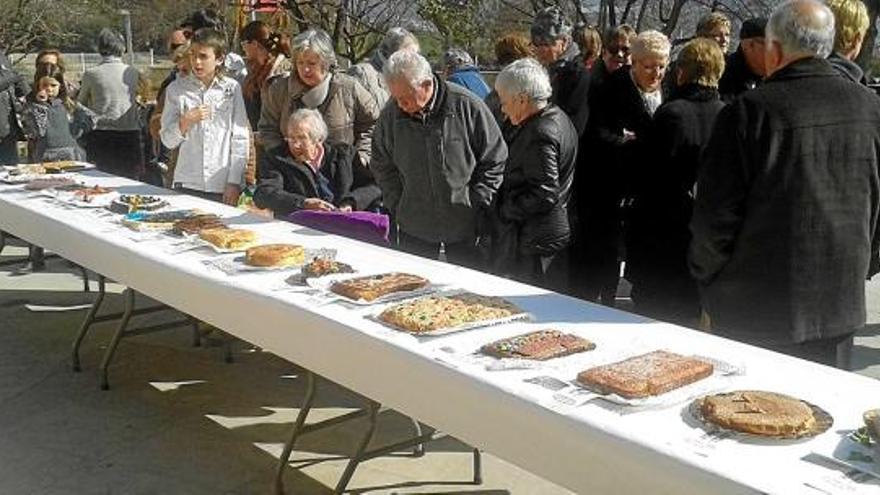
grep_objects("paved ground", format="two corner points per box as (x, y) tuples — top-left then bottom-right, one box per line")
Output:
(0, 240), (878, 494)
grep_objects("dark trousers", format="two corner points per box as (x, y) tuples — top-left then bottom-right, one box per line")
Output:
(85, 130), (144, 180)
(397, 230), (483, 270)
(762, 333), (854, 370)
(174, 186), (224, 204)
(0, 133), (18, 165)
(570, 215), (621, 306)
(629, 275), (701, 328)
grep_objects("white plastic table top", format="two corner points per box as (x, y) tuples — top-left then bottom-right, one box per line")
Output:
(1, 169), (879, 495)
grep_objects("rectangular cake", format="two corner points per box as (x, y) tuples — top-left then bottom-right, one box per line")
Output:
(378, 292), (525, 333)
(330, 273), (429, 302)
(576, 350), (713, 399)
(481, 330), (595, 360)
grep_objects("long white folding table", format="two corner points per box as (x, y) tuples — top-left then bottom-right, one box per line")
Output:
(1, 169), (879, 494)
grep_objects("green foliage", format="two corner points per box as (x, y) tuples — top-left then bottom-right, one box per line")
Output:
(418, 0), (484, 50)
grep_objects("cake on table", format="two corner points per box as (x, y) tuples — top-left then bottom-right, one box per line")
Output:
(121, 210), (199, 231)
(245, 244), (305, 267)
(199, 228), (258, 251)
(378, 292), (525, 333)
(330, 273), (429, 302)
(697, 390), (819, 437)
(576, 350), (713, 399)
(172, 214), (225, 235)
(301, 257), (354, 278)
(109, 194), (167, 214)
(72, 185), (114, 203)
(24, 177), (78, 190)
(481, 329), (595, 360)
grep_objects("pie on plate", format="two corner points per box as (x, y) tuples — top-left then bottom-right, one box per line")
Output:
(330, 273), (428, 302)
(199, 228), (258, 251)
(694, 390), (831, 438)
(481, 329), (595, 360)
(301, 257), (354, 278)
(245, 244), (305, 267)
(378, 292), (525, 334)
(576, 350), (713, 399)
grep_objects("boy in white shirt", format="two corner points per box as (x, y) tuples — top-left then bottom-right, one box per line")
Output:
(160, 28), (249, 204)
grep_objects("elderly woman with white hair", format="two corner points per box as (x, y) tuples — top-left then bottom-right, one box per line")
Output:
(254, 108), (381, 216)
(492, 58), (578, 287)
(258, 29), (379, 166)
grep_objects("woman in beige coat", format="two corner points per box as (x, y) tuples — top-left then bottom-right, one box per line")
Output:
(258, 29), (379, 167)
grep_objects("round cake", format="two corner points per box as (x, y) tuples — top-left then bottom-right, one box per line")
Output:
(245, 244), (305, 267)
(698, 390), (817, 437)
(109, 195), (167, 214)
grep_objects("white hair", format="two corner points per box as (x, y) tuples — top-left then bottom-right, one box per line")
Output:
(631, 30), (671, 60)
(287, 108), (328, 143)
(494, 58), (552, 106)
(767, 0), (835, 58)
(384, 49), (434, 87)
(292, 29), (337, 70)
(379, 28), (419, 58)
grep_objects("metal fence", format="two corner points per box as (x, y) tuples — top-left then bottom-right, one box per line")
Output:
(10, 51), (172, 82)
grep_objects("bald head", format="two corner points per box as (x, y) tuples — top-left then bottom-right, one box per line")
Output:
(767, 0), (835, 58)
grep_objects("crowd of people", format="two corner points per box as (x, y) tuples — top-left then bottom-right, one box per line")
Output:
(1, 0), (878, 371)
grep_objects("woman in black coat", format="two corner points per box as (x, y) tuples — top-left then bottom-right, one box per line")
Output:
(492, 58), (578, 289)
(254, 108), (380, 217)
(626, 38), (726, 326)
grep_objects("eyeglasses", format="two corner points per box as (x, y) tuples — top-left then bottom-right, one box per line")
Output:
(607, 45), (631, 56)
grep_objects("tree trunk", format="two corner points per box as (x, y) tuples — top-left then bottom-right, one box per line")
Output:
(660, 0), (689, 36)
(635, 0), (650, 30)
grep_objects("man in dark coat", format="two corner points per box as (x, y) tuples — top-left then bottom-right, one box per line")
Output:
(530, 7), (591, 138)
(372, 50), (507, 269)
(718, 18), (767, 102)
(254, 109), (380, 217)
(826, 0), (869, 84)
(0, 49), (28, 165)
(579, 30), (670, 306)
(626, 38), (726, 327)
(690, 0), (880, 369)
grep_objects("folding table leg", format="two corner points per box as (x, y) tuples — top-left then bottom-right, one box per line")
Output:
(334, 401), (380, 494)
(223, 333), (235, 363)
(190, 317), (201, 347)
(410, 416), (425, 457)
(71, 275), (106, 372)
(98, 288), (135, 390)
(472, 448), (483, 484)
(274, 371), (317, 495)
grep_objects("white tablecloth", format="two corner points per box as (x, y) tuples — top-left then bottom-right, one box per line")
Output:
(1, 170), (879, 495)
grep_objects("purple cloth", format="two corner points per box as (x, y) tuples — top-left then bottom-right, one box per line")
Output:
(286, 210), (390, 245)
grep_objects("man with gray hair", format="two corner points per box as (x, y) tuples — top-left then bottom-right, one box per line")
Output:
(371, 49), (507, 268)
(690, 0), (880, 369)
(348, 27), (419, 108)
(443, 48), (491, 99)
(530, 6), (590, 137)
